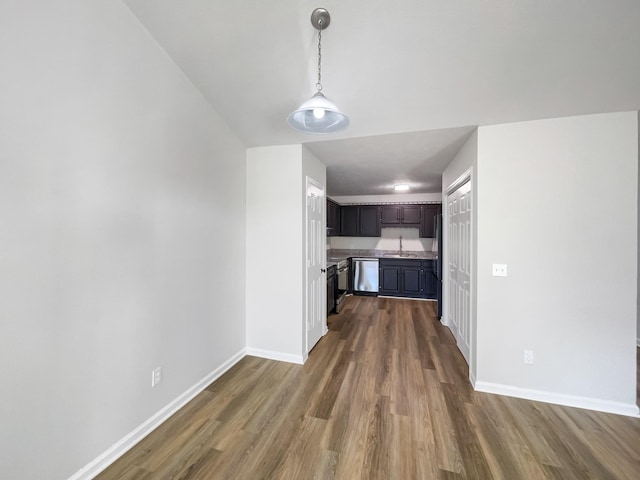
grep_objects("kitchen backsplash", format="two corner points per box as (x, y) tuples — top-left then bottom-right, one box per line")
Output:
(328, 227), (436, 252)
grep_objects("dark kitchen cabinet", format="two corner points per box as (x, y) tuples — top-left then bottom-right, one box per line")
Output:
(379, 264), (402, 294)
(340, 206), (359, 236)
(333, 203), (441, 238)
(380, 205), (401, 225)
(359, 206), (381, 237)
(340, 206), (380, 237)
(401, 264), (423, 296)
(402, 205), (422, 224)
(327, 199), (341, 236)
(423, 259), (437, 298)
(420, 204), (442, 238)
(379, 258), (437, 299)
(380, 204), (421, 226)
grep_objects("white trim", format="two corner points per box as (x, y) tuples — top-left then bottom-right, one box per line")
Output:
(67, 348), (246, 480)
(377, 295), (435, 302)
(444, 167), (473, 196)
(245, 347), (304, 365)
(442, 167), (474, 376)
(305, 176), (326, 358)
(475, 381), (640, 418)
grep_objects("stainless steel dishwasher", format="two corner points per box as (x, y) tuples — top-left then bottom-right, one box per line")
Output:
(352, 258), (379, 295)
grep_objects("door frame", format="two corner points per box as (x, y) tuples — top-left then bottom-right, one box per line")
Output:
(304, 176), (327, 361)
(443, 167), (476, 385)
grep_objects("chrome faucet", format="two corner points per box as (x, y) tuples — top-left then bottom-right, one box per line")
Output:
(399, 235), (403, 255)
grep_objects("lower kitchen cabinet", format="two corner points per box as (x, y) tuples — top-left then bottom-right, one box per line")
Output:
(379, 258), (437, 299)
(423, 260), (437, 299)
(379, 264), (401, 294)
(401, 265), (423, 296)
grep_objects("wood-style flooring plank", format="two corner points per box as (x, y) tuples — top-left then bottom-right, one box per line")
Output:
(97, 296), (640, 480)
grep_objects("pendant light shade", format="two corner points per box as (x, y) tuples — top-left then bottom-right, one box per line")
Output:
(288, 8), (349, 135)
(287, 92), (350, 134)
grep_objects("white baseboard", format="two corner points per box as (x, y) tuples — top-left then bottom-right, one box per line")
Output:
(469, 369), (477, 388)
(474, 381), (640, 418)
(377, 295), (435, 303)
(245, 347), (304, 365)
(68, 348), (246, 480)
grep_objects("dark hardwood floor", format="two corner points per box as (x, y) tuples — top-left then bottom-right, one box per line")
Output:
(97, 296), (640, 479)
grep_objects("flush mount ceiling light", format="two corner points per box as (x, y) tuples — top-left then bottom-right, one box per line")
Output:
(394, 184), (411, 191)
(287, 8), (349, 135)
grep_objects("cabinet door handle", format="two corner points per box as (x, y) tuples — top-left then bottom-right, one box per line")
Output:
(321, 268), (326, 273)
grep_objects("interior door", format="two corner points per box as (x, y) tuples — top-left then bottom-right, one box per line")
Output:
(306, 177), (326, 353)
(448, 181), (472, 364)
(447, 194), (459, 341)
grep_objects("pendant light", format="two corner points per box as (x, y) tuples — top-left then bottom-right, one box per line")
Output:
(288, 8), (349, 135)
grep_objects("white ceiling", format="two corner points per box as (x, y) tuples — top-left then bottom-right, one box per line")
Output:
(123, 0), (640, 195)
(306, 126), (475, 195)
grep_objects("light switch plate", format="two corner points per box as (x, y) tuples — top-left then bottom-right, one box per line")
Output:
(492, 264), (507, 277)
(524, 350), (534, 365)
(152, 367), (162, 387)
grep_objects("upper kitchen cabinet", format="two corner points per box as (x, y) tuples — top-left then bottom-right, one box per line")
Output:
(326, 199), (341, 237)
(420, 204), (442, 238)
(341, 205), (381, 237)
(340, 206), (358, 236)
(359, 206), (381, 236)
(380, 204), (422, 227)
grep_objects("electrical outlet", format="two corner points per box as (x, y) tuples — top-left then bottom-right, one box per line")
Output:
(152, 367), (162, 387)
(523, 350), (534, 365)
(492, 264), (508, 277)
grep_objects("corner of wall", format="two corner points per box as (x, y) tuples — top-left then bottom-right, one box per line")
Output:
(637, 110), (640, 348)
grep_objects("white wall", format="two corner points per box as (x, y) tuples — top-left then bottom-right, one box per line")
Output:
(442, 129), (478, 191)
(0, 2), (247, 479)
(441, 130), (478, 380)
(474, 112), (639, 415)
(329, 228), (434, 252)
(246, 145), (327, 364)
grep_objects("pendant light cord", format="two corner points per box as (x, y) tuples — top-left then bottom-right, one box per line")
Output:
(287, 8), (349, 134)
(316, 23), (322, 92)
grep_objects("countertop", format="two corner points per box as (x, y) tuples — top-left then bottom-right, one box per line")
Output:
(327, 249), (437, 264)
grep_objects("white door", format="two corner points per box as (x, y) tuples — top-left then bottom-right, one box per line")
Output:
(306, 177), (326, 353)
(447, 180), (472, 364)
